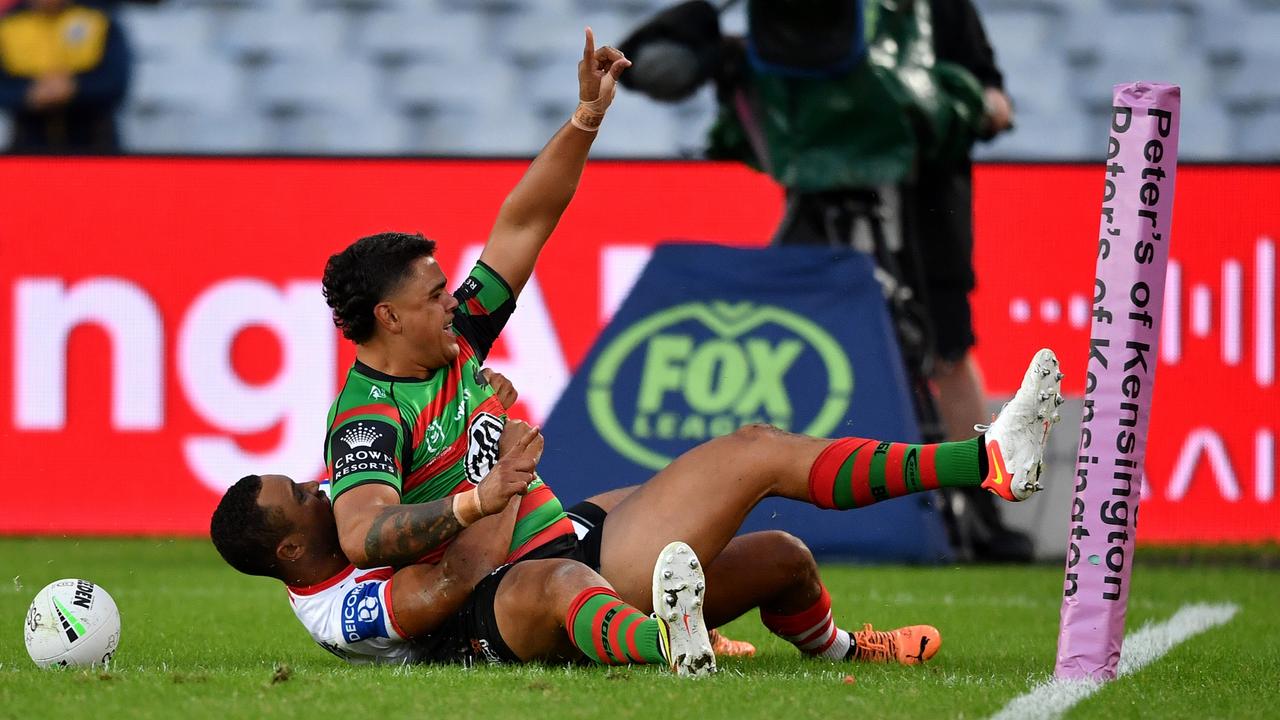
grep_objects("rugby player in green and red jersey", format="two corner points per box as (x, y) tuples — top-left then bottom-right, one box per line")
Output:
(321, 30), (629, 578)
(295, 28), (1064, 674)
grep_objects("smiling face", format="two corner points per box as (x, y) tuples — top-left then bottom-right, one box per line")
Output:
(379, 256), (461, 370)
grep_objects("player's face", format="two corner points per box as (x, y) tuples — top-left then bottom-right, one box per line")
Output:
(384, 256), (461, 370)
(255, 474), (333, 540)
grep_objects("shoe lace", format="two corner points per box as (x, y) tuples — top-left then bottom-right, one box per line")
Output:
(851, 623), (898, 662)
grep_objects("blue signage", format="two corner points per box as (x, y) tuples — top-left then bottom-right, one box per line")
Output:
(541, 243), (952, 561)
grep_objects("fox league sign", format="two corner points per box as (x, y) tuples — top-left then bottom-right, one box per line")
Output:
(540, 244), (952, 561)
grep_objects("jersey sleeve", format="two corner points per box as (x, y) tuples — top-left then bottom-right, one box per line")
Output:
(326, 413), (406, 500)
(313, 577), (410, 665)
(451, 260), (517, 362)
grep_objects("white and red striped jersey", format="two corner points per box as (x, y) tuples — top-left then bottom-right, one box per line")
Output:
(286, 565), (417, 665)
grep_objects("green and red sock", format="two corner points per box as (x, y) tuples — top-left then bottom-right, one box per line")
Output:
(565, 586), (667, 666)
(808, 436), (988, 509)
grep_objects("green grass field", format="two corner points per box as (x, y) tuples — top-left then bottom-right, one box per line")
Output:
(1, 539), (1277, 720)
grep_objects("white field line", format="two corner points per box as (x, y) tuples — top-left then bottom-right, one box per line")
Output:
(990, 602), (1240, 720)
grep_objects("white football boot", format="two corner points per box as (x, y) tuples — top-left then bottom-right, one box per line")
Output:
(978, 348), (1063, 502)
(652, 541), (716, 676)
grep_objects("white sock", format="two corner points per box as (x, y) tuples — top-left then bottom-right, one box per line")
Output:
(818, 627), (852, 661)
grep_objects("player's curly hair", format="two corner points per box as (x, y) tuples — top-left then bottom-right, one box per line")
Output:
(209, 475), (287, 578)
(322, 232), (437, 343)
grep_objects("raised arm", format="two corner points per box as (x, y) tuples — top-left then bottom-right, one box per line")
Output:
(478, 28), (630, 296)
(334, 421), (544, 568)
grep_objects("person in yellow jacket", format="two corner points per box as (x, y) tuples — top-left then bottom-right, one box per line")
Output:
(0, 0), (130, 153)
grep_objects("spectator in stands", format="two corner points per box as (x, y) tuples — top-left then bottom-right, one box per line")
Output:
(0, 0), (131, 153)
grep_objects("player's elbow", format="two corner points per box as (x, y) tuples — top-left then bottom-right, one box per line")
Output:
(339, 534), (377, 569)
(336, 513), (380, 568)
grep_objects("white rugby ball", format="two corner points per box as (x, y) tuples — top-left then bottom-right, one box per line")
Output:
(24, 579), (121, 668)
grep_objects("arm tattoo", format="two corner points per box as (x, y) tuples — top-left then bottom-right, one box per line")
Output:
(363, 498), (464, 567)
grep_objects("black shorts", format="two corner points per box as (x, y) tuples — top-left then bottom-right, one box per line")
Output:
(564, 500), (607, 571)
(410, 506), (605, 666)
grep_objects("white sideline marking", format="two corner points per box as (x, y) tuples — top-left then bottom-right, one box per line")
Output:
(990, 603), (1240, 720)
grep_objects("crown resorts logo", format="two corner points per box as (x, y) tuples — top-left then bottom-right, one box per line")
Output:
(588, 301), (853, 470)
(340, 423), (381, 449)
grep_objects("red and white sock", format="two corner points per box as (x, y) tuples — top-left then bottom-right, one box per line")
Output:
(760, 586), (851, 661)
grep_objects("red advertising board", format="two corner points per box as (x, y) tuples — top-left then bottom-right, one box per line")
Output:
(0, 158), (1274, 543)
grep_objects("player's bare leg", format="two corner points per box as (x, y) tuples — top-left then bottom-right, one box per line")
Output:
(699, 531), (822, 627)
(600, 349), (1063, 612)
(491, 554), (713, 675)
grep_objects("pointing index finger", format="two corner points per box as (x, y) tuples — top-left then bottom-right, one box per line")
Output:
(583, 27), (595, 64)
(514, 425), (541, 453)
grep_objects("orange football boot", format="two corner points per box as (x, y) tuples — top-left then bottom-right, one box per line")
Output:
(847, 623), (941, 665)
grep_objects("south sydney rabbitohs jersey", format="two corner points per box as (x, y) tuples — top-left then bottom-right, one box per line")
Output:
(287, 565), (417, 665)
(324, 261), (574, 563)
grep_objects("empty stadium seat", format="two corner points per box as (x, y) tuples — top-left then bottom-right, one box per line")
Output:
(980, 9), (1055, 67)
(521, 62), (581, 115)
(497, 8), (585, 64)
(122, 106), (271, 153)
(266, 107), (407, 154)
(974, 104), (1094, 160)
(1072, 50), (1211, 113)
(252, 57), (382, 114)
(1221, 51), (1280, 106)
(387, 59), (517, 114)
(1003, 58), (1074, 114)
(1235, 106), (1280, 159)
(1064, 5), (1190, 61)
(130, 57), (243, 113)
(93, 0), (1268, 158)
(590, 98), (681, 157)
(1178, 102), (1234, 159)
(362, 9), (490, 67)
(219, 8), (349, 62)
(411, 105), (544, 155)
(118, 5), (215, 62)
(356, 8), (451, 65)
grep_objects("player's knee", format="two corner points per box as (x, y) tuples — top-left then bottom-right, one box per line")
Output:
(730, 423), (786, 444)
(763, 531), (819, 583)
(543, 559), (606, 603)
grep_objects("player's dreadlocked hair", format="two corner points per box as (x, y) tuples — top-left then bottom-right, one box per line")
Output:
(210, 475), (287, 578)
(322, 232), (438, 343)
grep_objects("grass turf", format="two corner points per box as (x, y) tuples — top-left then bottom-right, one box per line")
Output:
(0, 538), (1277, 719)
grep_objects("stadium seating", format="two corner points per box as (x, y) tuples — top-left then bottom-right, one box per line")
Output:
(108, 0), (1278, 159)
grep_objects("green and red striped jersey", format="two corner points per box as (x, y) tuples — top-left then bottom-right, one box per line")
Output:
(323, 261), (572, 563)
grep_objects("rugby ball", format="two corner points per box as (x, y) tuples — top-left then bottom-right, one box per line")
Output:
(23, 579), (121, 668)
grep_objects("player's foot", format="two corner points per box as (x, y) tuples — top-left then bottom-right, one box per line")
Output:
(845, 623), (941, 665)
(979, 348), (1063, 502)
(652, 541), (716, 677)
(709, 628), (756, 658)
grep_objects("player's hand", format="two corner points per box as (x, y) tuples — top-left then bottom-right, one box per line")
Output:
(497, 419), (543, 463)
(577, 27), (630, 110)
(482, 368), (518, 410)
(478, 422), (542, 514)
